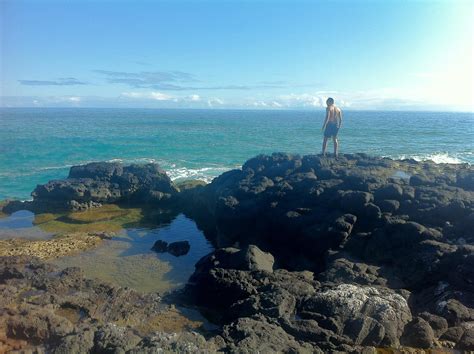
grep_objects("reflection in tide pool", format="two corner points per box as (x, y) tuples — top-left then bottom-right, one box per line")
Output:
(51, 213), (213, 294)
(0, 210), (53, 240)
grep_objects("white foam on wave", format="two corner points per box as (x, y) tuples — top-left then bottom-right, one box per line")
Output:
(167, 166), (236, 182)
(393, 153), (468, 164)
(106, 157), (162, 164)
(38, 164), (73, 171)
(105, 156), (237, 182)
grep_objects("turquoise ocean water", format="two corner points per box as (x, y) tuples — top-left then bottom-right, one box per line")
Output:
(1, 108), (473, 200)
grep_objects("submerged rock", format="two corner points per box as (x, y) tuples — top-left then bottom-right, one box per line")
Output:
(151, 239), (168, 253)
(167, 241), (191, 257)
(151, 240), (191, 256)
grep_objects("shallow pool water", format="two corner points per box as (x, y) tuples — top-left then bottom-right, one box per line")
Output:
(0, 210), (53, 240)
(51, 213), (214, 294)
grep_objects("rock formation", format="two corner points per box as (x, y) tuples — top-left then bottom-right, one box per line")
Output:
(182, 153), (474, 351)
(1, 153), (473, 351)
(4, 162), (179, 212)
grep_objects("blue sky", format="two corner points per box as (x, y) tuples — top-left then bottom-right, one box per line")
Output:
(1, 0), (473, 110)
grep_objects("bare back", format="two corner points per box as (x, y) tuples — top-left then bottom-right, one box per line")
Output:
(327, 106), (341, 123)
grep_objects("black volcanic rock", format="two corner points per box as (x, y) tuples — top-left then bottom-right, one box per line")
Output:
(167, 241), (191, 256)
(181, 153), (473, 351)
(151, 239), (168, 252)
(400, 317), (435, 348)
(29, 162), (178, 211)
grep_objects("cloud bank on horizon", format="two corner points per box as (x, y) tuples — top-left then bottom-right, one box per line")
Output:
(1, 0), (473, 111)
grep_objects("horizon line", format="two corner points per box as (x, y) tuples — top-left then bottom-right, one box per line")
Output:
(0, 106), (473, 114)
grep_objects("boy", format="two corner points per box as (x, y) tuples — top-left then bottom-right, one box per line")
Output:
(322, 97), (342, 157)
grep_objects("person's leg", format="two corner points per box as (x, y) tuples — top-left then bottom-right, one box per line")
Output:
(322, 137), (328, 156)
(333, 137), (338, 157)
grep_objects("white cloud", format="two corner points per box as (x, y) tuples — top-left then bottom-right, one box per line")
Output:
(245, 87), (470, 111)
(150, 92), (173, 101)
(207, 98), (224, 107)
(68, 96), (81, 102)
(121, 91), (174, 101)
(121, 92), (142, 98)
(247, 93), (338, 109)
(279, 93), (312, 106)
(188, 94), (201, 101)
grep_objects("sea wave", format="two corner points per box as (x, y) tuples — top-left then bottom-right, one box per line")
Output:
(105, 157), (237, 181)
(391, 153), (469, 164)
(106, 157), (159, 164)
(167, 166), (236, 182)
(38, 164), (73, 171)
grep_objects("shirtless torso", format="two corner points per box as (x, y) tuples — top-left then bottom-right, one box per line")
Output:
(326, 106), (342, 125)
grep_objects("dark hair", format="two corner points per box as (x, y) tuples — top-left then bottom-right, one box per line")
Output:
(326, 97), (334, 105)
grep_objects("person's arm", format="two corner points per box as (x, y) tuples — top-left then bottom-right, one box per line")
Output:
(322, 108), (329, 131)
(338, 109), (343, 128)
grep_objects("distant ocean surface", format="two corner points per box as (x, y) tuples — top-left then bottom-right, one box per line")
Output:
(1, 108), (473, 200)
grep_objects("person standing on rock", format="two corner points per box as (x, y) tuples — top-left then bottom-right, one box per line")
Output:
(322, 97), (342, 157)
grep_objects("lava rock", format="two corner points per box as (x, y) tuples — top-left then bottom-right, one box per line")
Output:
(167, 241), (191, 257)
(400, 317), (434, 348)
(150, 240), (168, 253)
(29, 162), (178, 211)
(301, 284), (412, 346)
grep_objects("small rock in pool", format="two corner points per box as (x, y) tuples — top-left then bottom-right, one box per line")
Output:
(151, 240), (168, 253)
(167, 241), (190, 257)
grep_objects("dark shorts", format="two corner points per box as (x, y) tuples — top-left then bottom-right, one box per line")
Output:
(324, 122), (340, 138)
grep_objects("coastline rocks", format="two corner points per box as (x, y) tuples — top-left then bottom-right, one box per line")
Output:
(181, 153), (473, 351)
(2, 152), (473, 352)
(185, 246), (411, 351)
(26, 162), (178, 212)
(186, 153), (473, 271)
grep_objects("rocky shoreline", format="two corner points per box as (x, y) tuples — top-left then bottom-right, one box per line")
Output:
(1, 153), (473, 352)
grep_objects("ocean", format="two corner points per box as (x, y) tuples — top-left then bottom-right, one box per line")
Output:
(0, 108), (473, 200)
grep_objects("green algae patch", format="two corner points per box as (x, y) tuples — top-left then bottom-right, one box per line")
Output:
(32, 213), (57, 225)
(34, 204), (143, 235)
(65, 206), (130, 223)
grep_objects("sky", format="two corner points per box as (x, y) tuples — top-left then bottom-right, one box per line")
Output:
(1, 0), (473, 111)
